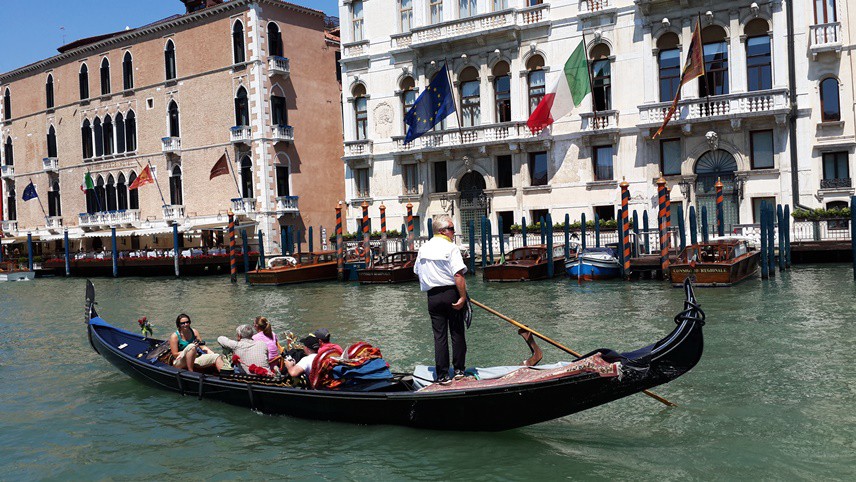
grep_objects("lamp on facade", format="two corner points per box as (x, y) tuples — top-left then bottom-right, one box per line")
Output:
(439, 193), (454, 215)
(678, 179), (692, 200)
(734, 176), (745, 200)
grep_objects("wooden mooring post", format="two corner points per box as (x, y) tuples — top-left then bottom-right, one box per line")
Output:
(258, 230), (265, 269)
(63, 229), (71, 277)
(308, 226), (314, 253)
(468, 220), (476, 275)
(701, 206), (709, 243)
(632, 210), (640, 258)
(522, 216), (528, 247)
(617, 208), (626, 279)
(766, 204), (775, 278)
(760, 206), (769, 279)
(777, 204), (785, 272)
(379, 203), (386, 256)
(642, 211), (649, 254)
(241, 229), (250, 283)
(27, 233), (34, 271)
(546, 213), (554, 278)
(112, 227), (119, 278)
(784, 204), (791, 268)
(689, 206), (698, 246)
(498, 215), (506, 260)
(594, 213), (601, 247)
(851, 196), (856, 280)
(564, 213), (570, 259)
(581, 213), (587, 251)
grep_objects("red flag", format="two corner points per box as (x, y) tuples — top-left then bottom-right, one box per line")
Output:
(653, 18), (706, 139)
(129, 165), (154, 190)
(209, 153), (229, 180)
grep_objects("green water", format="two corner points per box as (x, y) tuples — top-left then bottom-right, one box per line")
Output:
(0, 266), (854, 480)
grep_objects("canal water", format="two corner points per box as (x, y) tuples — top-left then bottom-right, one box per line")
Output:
(0, 266), (853, 480)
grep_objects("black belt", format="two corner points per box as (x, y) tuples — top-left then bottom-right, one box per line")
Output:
(427, 285), (456, 295)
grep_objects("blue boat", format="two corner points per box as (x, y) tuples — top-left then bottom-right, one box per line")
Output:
(565, 247), (622, 280)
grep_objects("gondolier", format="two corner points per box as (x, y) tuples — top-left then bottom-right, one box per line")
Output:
(414, 215), (469, 383)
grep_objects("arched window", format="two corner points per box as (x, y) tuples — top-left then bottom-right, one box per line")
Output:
(6, 183), (16, 220)
(47, 125), (57, 158)
(164, 40), (177, 80)
(459, 66), (480, 127)
(115, 113), (126, 153)
(81, 119), (93, 159)
(701, 25), (729, 97)
(93, 118), (104, 157)
(590, 44), (612, 111)
(79, 63), (90, 100)
(3, 88), (10, 120)
(169, 165), (183, 206)
(746, 20), (771, 92)
(100, 57), (111, 95)
(526, 55), (545, 114)
(95, 176), (106, 212)
(268, 22), (283, 57)
(168, 101), (180, 137)
(103, 114), (114, 155)
(106, 174), (117, 211)
(117, 173), (128, 210)
(400, 76), (416, 131)
(820, 77), (840, 121)
(46, 74), (55, 109)
(657, 33), (680, 102)
(48, 180), (61, 217)
(271, 92), (287, 126)
(234, 86), (249, 127)
(4, 137), (13, 166)
(276, 163), (289, 196)
(240, 156), (254, 198)
(125, 110), (137, 151)
(493, 61), (511, 123)
(353, 84), (367, 140)
(232, 20), (246, 64)
(128, 172), (139, 209)
(123, 52), (134, 90)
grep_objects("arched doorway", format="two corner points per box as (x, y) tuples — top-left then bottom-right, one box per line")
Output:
(458, 171), (487, 240)
(695, 150), (739, 233)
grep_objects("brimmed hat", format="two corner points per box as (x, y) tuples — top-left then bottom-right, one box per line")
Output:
(301, 334), (320, 351)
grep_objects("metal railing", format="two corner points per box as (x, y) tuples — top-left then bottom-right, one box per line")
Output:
(161, 137), (181, 153)
(820, 178), (851, 189)
(392, 121), (537, 152)
(79, 209), (141, 228)
(268, 56), (290, 77)
(639, 89), (788, 125)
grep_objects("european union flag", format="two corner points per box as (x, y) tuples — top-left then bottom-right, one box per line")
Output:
(404, 63), (456, 144)
(22, 181), (38, 201)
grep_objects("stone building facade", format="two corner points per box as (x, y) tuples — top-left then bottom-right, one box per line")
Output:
(337, 0), (853, 239)
(0, 0), (343, 255)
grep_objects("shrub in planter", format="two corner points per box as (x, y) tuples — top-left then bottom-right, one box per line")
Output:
(792, 207), (851, 221)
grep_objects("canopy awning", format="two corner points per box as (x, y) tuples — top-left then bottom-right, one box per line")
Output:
(2, 235), (32, 245)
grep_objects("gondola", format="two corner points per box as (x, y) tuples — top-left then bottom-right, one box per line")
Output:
(85, 279), (705, 431)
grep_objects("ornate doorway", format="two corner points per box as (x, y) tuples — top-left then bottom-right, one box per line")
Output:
(458, 171), (488, 241)
(694, 149), (739, 234)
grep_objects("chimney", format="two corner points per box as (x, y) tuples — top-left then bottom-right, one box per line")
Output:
(181, 0), (224, 14)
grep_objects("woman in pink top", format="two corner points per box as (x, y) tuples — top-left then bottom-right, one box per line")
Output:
(252, 316), (280, 362)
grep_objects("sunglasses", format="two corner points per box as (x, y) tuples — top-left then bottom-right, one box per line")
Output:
(442, 226), (455, 232)
(179, 321), (191, 325)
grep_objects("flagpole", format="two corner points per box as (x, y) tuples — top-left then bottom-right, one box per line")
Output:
(443, 59), (465, 146)
(89, 171), (103, 212)
(28, 179), (49, 221)
(147, 160), (169, 207)
(581, 31), (598, 126)
(223, 148), (243, 199)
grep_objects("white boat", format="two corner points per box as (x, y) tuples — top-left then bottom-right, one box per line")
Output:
(0, 270), (35, 281)
(565, 247), (622, 280)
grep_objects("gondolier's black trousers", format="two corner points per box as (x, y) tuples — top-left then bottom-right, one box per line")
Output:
(427, 285), (466, 378)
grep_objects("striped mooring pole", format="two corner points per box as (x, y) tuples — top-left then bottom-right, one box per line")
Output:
(620, 179), (631, 278)
(379, 203), (387, 256)
(228, 210), (237, 283)
(361, 201), (370, 266)
(335, 202), (344, 281)
(665, 185), (672, 253)
(406, 203), (414, 250)
(715, 177), (725, 237)
(657, 176), (669, 273)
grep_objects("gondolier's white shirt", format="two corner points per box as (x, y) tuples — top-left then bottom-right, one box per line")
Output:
(414, 235), (467, 291)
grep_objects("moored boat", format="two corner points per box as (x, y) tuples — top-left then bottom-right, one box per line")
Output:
(40, 252), (259, 277)
(84, 279), (705, 431)
(483, 245), (567, 282)
(357, 251), (418, 284)
(247, 251), (337, 286)
(565, 247), (622, 280)
(0, 262), (35, 281)
(670, 238), (760, 287)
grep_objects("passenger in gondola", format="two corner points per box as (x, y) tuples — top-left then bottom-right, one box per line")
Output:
(252, 316), (281, 363)
(284, 334), (319, 379)
(217, 324), (271, 374)
(313, 328), (342, 353)
(170, 314), (226, 372)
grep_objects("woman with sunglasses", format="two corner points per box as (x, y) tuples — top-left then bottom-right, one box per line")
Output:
(169, 313), (222, 372)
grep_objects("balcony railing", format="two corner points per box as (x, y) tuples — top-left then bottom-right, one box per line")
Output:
(42, 157), (58, 172)
(275, 195), (299, 214)
(392, 122), (538, 153)
(1, 220), (17, 233)
(161, 137), (181, 153)
(820, 177), (852, 189)
(638, 89), (789, 126)
(342, 40), (369, 58)
(231, 197), (256, 215)
(581, 110), (619, 131)
(271, 125), (294, 142)
(162, 205), (185, 223)
(0, 165), (13, 178)
(268, 56), (290, 78)
(45, 216), (63, 231)
(230, 126), (252, 144)
(344, 140), (373, 158)
(78, 209), (141, 228)
(579, 0), (613, 15)
(810, 22), (842, 54)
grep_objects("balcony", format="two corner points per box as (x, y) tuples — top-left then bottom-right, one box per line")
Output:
(45, 216), (63, 232)
(1, 220), (17, 233)
(275, 195), (299, 215)
(820, 178), (852, 190)
(268, 56), (290, 78)
(161, 137), (181, 154)
(78, 210), (141, 229)
(343, 140), (373, 160)
(0, 165), (13, 179)
(271, 125), (294, 143)
(578, 0), (616, 23)
(809, 22), (843, 58)
(391, 121), (540, 154)
(42, 157), (58, 172)
(393, 4), (549, 53)
(580, 110), (619, 132)
(342, 40), (369, 58)
(638, 89), (789, 132)
(231, 197), (256, 215)
(230, 126), (252, 144)
(162, 204), (185, 223)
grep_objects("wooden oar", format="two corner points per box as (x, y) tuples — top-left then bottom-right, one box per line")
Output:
(470, 298), (676, 407)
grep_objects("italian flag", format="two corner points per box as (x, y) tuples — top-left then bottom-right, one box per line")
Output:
(80, 172), (94, 192)
(527, 41), (591, 133)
